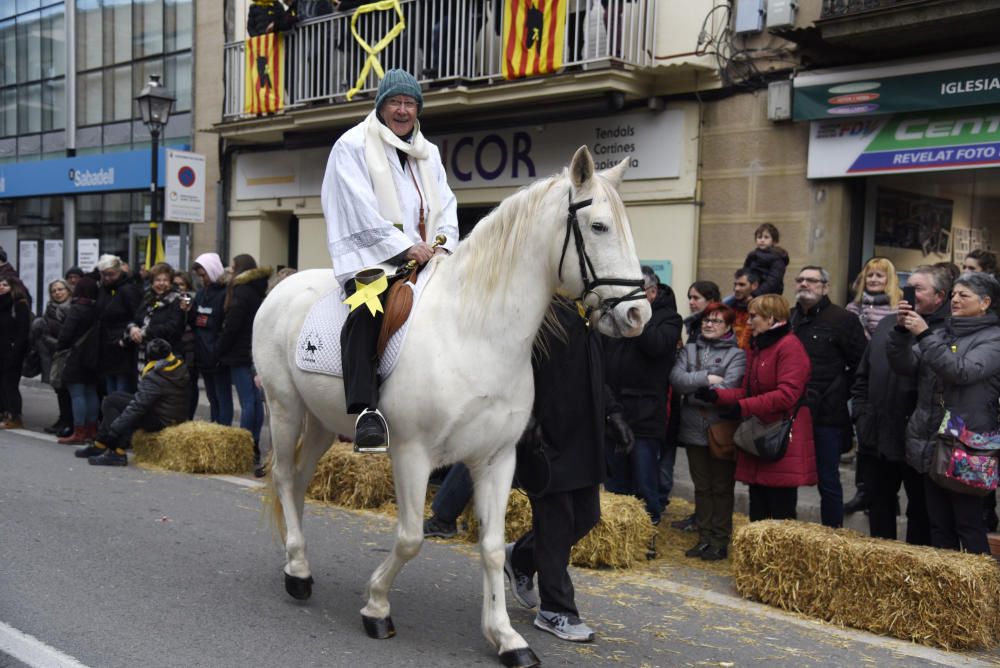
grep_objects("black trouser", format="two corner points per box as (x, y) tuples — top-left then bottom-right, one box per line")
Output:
(510, 485), (600, 616)
(340, 279), (384, 415)
(923, 475), (990, 554)
(56, 386), (73, 425)
(96, 391), (162, 450)
(0, 365), (22, 417)
(865, 454), (930, 545)
(748, 484), (797, 521)
(686, 445), (737, 549)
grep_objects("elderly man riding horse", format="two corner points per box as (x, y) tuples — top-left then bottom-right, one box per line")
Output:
(321, 69), (459, 452)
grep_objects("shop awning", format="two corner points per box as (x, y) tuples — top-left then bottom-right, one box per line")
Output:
(793, 49), (1000, 121)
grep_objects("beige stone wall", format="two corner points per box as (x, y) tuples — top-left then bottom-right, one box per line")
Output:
(698, 91), (854, 303)
(191, 0), (225, 259)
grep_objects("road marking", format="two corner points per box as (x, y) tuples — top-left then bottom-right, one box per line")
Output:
(213, 475), (266, 489)
(4, 429), (57, 443)
(0, 620), (91, 668)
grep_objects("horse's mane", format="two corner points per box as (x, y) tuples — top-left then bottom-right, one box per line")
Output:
(450, 166), (631, 326)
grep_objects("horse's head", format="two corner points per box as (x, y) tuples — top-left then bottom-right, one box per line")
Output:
(554, 146), (651, 338)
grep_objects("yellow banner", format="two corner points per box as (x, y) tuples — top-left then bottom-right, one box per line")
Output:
(345, 0), (406, 101)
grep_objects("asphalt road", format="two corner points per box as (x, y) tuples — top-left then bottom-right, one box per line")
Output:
(1, 385), (996, 667)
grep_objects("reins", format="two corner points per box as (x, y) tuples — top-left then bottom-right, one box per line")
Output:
(557, 189), (645, 317)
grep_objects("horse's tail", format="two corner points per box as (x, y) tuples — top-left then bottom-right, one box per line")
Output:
(261, 436), (305, 544)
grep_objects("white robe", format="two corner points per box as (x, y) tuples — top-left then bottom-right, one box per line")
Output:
(321, 119), (459, 289)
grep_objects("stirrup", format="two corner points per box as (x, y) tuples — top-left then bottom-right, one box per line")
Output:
(354, 408), (389, 454)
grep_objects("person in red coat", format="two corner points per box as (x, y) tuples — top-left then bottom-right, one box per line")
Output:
(698, 294), (817, 521)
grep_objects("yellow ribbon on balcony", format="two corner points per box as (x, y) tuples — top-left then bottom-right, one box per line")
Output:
(345, 0), (406, 102)
(344, 272), (388, 316)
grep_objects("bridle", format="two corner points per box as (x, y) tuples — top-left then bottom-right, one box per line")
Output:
(557, 190), (645, 318)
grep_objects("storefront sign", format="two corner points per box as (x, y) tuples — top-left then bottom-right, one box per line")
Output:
(77, 239), (99, 271)
(432, 110), (685, 188)
(0, 149), (172, 198)
(234, 147), (327, 201)
(165, 150), (206, 223)
(807, 105), (1000, 178)
(793, 50), (1000, 121)
(42, 240), (63, 313)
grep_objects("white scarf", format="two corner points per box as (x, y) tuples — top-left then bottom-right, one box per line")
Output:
(363, 110), (442, 241)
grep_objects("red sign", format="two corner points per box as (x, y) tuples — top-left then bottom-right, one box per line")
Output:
(828, 93), (880, 105)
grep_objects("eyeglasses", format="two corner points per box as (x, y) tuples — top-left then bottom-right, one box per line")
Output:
(702, 318), (726, 326)
(384, 97), (417, 111)
(795, 277), (826, 284)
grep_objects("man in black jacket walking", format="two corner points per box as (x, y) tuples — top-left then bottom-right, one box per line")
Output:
(74, 339), (189, 466)
(603, 267), (683, 527)
(790, 266), (867, 528)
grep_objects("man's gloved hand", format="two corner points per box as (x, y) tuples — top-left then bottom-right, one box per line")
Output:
(606, 412), (635, 455)
(694, 386), (719, 404)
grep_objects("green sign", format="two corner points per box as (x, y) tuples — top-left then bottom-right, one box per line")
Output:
(794, 62), (1000, 121)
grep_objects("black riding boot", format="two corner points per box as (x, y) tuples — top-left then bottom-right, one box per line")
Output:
(341, 272), (388, 453)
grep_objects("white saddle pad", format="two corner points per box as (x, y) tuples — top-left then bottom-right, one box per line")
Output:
(295, 266), (433, 378)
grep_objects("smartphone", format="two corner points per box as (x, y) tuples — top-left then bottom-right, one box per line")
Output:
(902, 285), (917, 305)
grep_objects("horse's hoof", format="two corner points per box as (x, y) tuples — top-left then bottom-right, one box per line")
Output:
(362, 614), (395, 639)
(284, 573), (314, 600)
(499, 647), (540, 668)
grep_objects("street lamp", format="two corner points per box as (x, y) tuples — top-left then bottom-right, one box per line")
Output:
(135, 74), (175, 267)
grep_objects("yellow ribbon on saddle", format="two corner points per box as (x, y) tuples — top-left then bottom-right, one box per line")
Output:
(344, 273), (389, 316)
(345, 0), (406, 102)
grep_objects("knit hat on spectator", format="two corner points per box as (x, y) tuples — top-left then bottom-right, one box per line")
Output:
(146, 338), (172, 361)
(375, 69), (423, 114)
(65, 266), (84, 280)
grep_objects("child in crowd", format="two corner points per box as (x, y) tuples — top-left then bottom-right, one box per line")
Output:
(742, 223), (789, 297)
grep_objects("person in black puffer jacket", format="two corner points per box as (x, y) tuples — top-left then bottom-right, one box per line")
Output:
(96, 254), (143, 394)
(216, 254), (271, 471)
(741, 223), (789, 297)
(37, 279), (73, 434)
(56, 277), (102, 445)
(74, 338), (190, 467)
(0, 276), (32, 429)
(604, 267), (683, 526)
(184, 252), (232, 427)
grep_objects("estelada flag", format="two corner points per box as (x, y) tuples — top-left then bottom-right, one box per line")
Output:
(502, 0), (567, 80)
(244, 32), (285, 114)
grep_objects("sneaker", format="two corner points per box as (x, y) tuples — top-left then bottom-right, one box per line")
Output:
(533, 610), (594, 643)
(74, 443), (107, 459)
(670, 513), (698, 532)
(700, 545), (728, 561)
(685, 542), (710, 558)
(423, 515), (458, 539)
(89, 449), (127, 467)
(353, 409), (388, 453)
(504, 543), (539, 609)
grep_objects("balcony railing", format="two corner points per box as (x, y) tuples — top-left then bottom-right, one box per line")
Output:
(223, 0), (656, 121)
(820, 0), (931, 18)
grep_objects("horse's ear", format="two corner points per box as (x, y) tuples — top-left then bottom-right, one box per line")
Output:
(601, 158), (629, 189)
(569, 146), (595, 188)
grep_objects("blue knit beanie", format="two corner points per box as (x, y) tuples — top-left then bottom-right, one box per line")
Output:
(375, 69), (423, 114)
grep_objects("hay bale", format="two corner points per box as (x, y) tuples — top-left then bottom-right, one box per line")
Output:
(306, 442), (394, 509)
(731, 520), (1000, 650)
(132, 422), (255, 474)
(461, 490), (655, 569)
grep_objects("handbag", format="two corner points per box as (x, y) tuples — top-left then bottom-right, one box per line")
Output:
(693, 347), (738, 461)
(733, 400), (803, 462)
(49, 324), (97, 390)
(930, 433), (999, 497)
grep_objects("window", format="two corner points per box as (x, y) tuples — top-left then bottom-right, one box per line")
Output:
(0, 87), (15, 136)
(41, 76), (63, 130)
(132, 0), (162, 58)
(15, 10), (41, 83)
(76, 69), (102, 125)
(40, 6), (63, 77)
(164, 0), (191, 52)
(106, 62), (131, 121)
(16, 80), (40, 132)
(164, 52), (190, 111)
(0, 19), (14, 86)
(104, 0), (131, 64)
(76, 0), (101, 71)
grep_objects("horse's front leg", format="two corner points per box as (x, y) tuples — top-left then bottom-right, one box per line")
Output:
(361, 444), (432, 639)
(472, 450), (540, 668)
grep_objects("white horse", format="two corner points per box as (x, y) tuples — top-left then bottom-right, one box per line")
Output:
(254, 146), (651, 668)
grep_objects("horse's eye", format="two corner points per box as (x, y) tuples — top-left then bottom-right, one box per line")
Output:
(591, 221), (609, 233)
